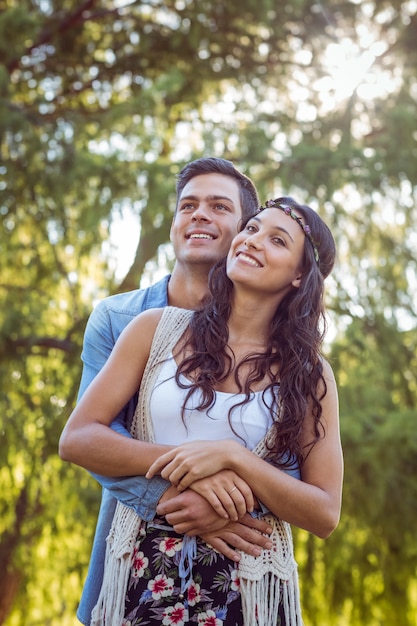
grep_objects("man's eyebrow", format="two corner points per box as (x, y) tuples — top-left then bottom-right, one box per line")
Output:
(250, 216), (295, 242)
(179, 194), (235, 204)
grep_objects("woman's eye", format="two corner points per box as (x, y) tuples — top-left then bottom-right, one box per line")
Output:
(273, 237), (286, 246)
(245, 224), (256, 232)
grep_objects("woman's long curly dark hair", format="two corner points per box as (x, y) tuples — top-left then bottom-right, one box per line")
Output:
(175, 197), (336, 468)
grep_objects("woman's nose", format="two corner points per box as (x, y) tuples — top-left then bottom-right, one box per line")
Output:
(245, 235), (260, 249)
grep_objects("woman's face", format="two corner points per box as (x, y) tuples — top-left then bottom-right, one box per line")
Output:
(226, 207), (306, 297)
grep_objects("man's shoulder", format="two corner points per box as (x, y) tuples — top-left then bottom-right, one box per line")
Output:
(95, 275), (170, 318)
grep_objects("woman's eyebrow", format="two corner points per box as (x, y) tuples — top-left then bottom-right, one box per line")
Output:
(272, 225), (294, 242)
(251, 216), (295, 242)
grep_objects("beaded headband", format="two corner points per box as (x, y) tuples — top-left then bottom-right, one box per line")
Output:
(261, 199), (320, 264)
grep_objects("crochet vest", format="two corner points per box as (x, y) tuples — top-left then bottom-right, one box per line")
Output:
(91, 306), (303, 626)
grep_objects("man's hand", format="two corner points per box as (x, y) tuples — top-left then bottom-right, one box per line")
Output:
(200, 515), (273, 562)
(157, 485), (228, 534)
(157, 486), (273, 561)
(157, 471), (254, 531)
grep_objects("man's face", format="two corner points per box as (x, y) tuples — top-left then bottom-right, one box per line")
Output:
(170, 173), (243, 268)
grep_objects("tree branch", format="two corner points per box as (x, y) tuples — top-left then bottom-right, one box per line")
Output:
(6, 337), (78, 354)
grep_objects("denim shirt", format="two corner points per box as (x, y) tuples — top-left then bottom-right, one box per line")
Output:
(77, 276), (171, 625)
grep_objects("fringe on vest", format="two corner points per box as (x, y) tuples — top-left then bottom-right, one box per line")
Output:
(90, 504), (142, 626)
(238, 514), (303, 626)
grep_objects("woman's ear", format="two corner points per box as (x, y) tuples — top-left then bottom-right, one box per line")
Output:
(291, 273), (302, 289)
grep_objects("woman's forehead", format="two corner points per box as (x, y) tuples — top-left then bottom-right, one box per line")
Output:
(249, 207), (305, 235)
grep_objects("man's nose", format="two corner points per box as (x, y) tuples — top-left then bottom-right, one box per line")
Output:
(191, 204), (211, 221)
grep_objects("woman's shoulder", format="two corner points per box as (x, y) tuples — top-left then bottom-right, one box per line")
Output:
(124, 306), (193, 343)
(118, 308), (164, 349)
(135, 305), (193, 319)
(130, 306), (165, 329)
(320, 356), (336, 383)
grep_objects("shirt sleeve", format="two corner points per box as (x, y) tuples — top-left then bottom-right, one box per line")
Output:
(91, 473), (170, 521)
(77, 299), (118, 400)
(77, 299), (170, 519)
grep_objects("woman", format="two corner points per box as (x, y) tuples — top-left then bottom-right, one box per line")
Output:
(63, 197), (343, 626)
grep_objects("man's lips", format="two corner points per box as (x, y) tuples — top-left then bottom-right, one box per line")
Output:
(186, 232), (216, 240)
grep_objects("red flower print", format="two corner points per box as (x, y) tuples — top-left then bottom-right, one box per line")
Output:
(197, 609), (223, 625)
(131, 550), (148, 578)
(148, 574), (174, 599)
(187, 581), (201, 606)
(159, 536), (183, 557)
(162, 602), (188, 625)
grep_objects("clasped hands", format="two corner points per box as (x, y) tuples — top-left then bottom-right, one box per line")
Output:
(148, 440), (272, 561)
(147, 439), (246, 518)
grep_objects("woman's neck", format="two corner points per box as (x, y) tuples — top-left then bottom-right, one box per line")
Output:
(227, 292), (277, 349)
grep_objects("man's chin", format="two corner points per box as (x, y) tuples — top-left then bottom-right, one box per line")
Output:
(181, 252), (223, 267)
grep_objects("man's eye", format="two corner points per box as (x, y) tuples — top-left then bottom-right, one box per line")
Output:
(213, 204), (228, 211)
(180, 204), (195, 211)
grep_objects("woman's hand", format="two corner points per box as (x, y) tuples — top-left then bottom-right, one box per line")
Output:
(146, 439), (240, 490)
(190, 470), (254, 521)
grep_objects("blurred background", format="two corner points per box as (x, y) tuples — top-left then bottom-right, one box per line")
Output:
(1, 0), (416, 624)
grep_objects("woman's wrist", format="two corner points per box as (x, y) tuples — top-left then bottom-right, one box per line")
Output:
(228, 441), (250, 476)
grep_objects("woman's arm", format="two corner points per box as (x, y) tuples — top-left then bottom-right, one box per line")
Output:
(59, 308), (172, 475)
(60, 308), (276, 553)
(60, 307), (259, 524)
(147, 360), (343, 538)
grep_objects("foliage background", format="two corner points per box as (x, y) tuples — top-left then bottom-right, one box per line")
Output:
(1, 0), (416, 624)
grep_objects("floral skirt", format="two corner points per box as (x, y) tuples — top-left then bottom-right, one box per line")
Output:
(122, 516), (286, 626)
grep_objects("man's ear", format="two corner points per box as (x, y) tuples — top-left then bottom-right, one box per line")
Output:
(169, 218), (175, 242)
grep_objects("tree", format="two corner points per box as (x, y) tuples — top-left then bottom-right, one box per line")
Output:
(1, 0), (416, 623)
(0, 1), (320, 622)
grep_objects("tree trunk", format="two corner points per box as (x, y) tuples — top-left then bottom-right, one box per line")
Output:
(0, 568), (22, 626)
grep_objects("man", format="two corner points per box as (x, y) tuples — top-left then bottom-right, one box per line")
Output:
(60, 158), (272, 625)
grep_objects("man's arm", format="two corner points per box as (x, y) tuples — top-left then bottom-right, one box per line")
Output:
(76, 301), (171, 520)
(91, 418), (171, 521)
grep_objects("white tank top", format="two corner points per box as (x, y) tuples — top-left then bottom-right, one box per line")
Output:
(150, 355), (275, 449)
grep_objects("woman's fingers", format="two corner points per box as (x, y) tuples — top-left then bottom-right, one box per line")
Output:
(189, 472), (254, 521)
(225, 486), (247, 519)
(146, 449), (176, 478)
(232, 477), (255, 514)
(147, 442), (222, 486)
(148, 440), (238, 487)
